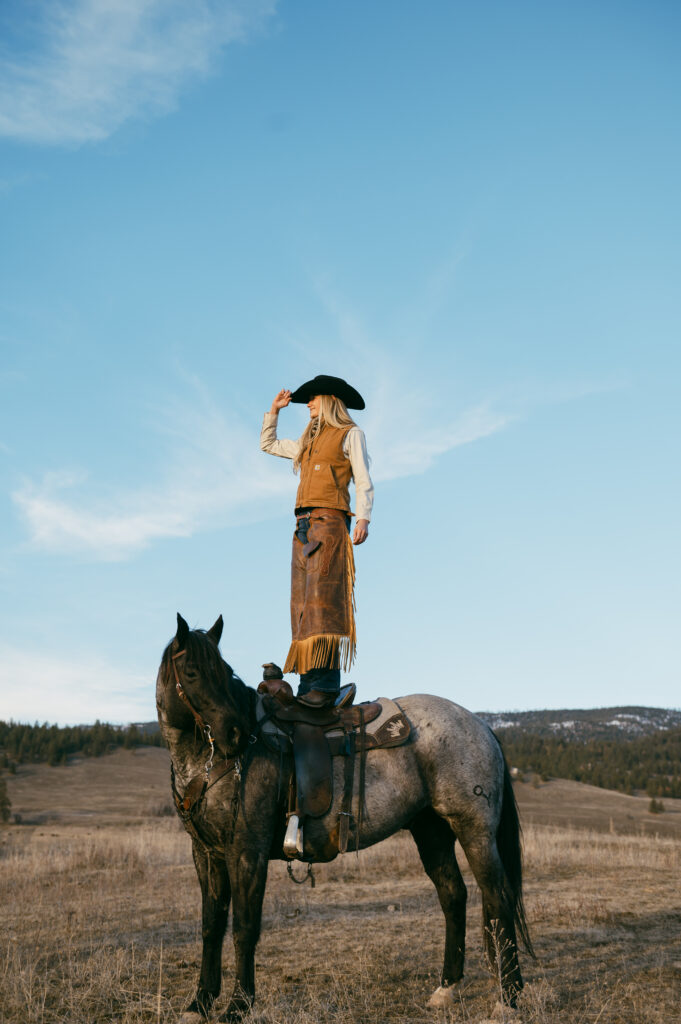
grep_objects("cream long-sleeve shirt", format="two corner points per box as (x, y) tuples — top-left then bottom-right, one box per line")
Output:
(260, 412), (374, 521)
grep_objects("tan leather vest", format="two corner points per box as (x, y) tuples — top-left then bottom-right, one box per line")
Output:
(295, 424), (353, 514)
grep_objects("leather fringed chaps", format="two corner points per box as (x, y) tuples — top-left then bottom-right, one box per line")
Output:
(284, 512), (356, 675)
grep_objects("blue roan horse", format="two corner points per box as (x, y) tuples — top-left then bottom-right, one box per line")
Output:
(156, 615), (533, 1021)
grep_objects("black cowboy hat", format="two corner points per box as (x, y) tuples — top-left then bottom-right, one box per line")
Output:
(290, 374), (365, 410)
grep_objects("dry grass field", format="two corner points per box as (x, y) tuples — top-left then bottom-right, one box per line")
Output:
(2, 750), (680, 1023)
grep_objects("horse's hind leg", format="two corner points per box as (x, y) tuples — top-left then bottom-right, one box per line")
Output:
(459, 835), (523, 1005)
(186, 845), (230, 1017)
(409, 808), (467, 988)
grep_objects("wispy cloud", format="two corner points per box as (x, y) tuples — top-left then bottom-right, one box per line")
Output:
(12, 383), (294, 559)
(0, 644), (154, 724)
(13, 475), (192, 558)
(0, 171), (45, 196)
(305, 280), (514, 480)
(10, 268), (517, 560)
(371, 402), (512, 481)
(12, 359), (510, 559)
(0, 0), (277, 145)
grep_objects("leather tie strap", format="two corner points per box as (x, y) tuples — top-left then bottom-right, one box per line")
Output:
(338, 727), (356, 854)
(357, 707), (367, 850)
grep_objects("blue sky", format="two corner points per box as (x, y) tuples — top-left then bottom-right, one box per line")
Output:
(1, 0), (679, 724)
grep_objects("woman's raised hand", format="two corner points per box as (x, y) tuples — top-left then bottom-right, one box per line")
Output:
(270, 389), (292, 414)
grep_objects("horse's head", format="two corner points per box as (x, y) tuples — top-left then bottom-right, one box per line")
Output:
(157, 613), (253, 758)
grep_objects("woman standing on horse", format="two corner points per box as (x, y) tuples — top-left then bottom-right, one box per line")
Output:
(260, 375), (373, 707)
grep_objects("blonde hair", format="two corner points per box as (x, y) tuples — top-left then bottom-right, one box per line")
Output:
(293, 395), (357, 473)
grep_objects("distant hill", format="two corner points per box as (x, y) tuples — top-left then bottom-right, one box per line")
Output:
(132, 721), (161, 737)
(3, 706), (681, 800)
(475, 707), (681, 799)
(477, 705), (681, 741)
(141, 707), (681, 743)
(108, 707), (681, 745)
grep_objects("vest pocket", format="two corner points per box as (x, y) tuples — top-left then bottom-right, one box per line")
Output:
(316, 463), (341, 503)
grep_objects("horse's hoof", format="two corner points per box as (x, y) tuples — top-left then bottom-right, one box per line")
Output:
(427, 984), (459, 1009)
(218, 997), (253, 1022)
(182, 995), (212, 1021)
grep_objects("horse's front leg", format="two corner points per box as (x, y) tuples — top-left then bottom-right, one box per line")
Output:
(220, 847), (269, 1021)
(185, 843), (231, 1017)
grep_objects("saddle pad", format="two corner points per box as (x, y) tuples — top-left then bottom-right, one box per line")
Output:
(257, 695), (411, 753)
(325, 697), (411, 751)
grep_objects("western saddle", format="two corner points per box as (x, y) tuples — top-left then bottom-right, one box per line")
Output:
(257, 664), (409, 860)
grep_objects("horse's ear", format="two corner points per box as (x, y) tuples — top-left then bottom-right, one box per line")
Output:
(175, 613), (189, 648)
(207, 615), (223, 646)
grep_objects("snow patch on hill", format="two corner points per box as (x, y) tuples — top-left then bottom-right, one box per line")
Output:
(478, 706), (681, 741)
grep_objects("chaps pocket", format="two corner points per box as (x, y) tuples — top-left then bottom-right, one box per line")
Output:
(302, 523), (321, 559)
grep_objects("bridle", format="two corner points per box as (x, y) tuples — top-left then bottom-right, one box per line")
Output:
(168, 644), (280, 851)
(171, 648), (239, 781)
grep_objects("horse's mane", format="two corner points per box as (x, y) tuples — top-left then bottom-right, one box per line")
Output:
(161, 629), (256, 727)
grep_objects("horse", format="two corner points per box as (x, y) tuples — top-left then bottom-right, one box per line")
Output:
(156, 614), (533, 1021)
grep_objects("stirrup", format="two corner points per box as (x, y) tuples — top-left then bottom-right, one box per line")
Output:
(335, 683), (356, 708)
(283, 814), (304, 859)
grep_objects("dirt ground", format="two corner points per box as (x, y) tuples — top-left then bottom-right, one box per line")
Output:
(1, 750), (680, 1023)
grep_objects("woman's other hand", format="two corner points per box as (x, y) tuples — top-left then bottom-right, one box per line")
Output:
(353, 519), (369, 545)
(270, 389), (292, 414)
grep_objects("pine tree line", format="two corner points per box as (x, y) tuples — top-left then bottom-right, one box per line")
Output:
(3, 717), (681, 799)
(497, 725), (681, 798)
(0, 720), (163, 768)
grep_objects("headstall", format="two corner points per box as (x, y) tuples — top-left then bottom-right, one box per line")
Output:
(171, 648), (230, 780)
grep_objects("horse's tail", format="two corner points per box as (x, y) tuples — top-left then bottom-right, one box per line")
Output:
(494, 733), (535, 957)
